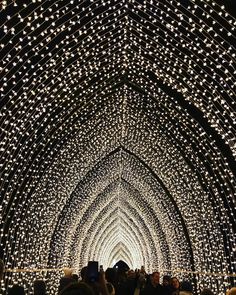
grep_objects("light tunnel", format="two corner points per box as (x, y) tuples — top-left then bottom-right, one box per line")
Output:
(0, 0), (236, 294)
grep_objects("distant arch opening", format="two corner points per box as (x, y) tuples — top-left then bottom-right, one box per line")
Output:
(113, 260), (130, 272)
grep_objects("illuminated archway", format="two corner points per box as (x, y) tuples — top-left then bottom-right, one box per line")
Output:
(0, 1), (236, 294)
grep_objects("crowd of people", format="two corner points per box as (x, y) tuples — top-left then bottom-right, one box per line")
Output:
(1, 260), (236, 295)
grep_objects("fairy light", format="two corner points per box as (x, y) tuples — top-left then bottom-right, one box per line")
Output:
(0, 0), (236, 294)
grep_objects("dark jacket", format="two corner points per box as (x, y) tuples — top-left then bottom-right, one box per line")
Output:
(141, 282), (164, 295)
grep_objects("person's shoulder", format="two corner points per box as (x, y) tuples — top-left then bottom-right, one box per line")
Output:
(142, 282), (153, 291)
(157, 283), (164, 289)
(60, 282), (94, 295)
(156, 284), (164, 293)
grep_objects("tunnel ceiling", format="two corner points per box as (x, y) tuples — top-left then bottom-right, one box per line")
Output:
(0, 0), (236, 294)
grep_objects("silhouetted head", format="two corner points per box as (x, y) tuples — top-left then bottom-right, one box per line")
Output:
(33, 280), (46, 295)
(163, 275), (171, 286)
(200, 288), (214, 295)
(127, 270), (135, 279)
(8, 284), (25, 295)
(171, 277), (180, 290)
(72, 274), (79, 282)
(80, 266), (87, 281)
(105, 268), (116, 284)
(60, 282), (94, 295)
(152, 272), (160, 286)
(181, 281), (193, 292)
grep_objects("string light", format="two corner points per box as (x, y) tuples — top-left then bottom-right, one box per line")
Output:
(0, 0), (235, 294)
